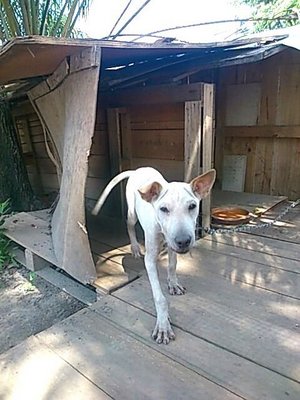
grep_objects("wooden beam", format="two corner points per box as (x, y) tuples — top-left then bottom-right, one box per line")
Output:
(223, 125), (300, 138)
(106, 83), (204, 107)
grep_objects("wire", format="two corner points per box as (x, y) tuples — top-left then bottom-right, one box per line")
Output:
(109, 0), (152, 39)
(122, 16), (299, 42)
(108, 0), (133, 37)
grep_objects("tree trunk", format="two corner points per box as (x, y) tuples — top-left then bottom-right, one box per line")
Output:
(0, 100), (35, 211)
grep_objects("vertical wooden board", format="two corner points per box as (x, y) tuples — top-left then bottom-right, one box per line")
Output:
(184, 101), (202, 182)
(270, 138), (291, 196)
(106, 108), (124, 216)
(253, 137), (273, 194)
(259, 58), (279, 126)
(214, 72), (226, 183)
(106, 108), (121, 176)
(120, 110), (132, 170)
(276, 63), (300, 125)
(288, 139), (300, 200)
(202, 84), (215, 229)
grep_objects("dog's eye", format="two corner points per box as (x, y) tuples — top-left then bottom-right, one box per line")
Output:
(160, 206), (169, 213)
(188, 203), (197, 211)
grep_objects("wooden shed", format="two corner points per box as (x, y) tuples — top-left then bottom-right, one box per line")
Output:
(1, 31), (299, 288)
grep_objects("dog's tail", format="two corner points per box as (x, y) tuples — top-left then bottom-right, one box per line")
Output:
(92, 170), (134, 215)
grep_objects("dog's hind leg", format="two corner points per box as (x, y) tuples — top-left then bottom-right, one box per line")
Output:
(167, 248), (186, 295)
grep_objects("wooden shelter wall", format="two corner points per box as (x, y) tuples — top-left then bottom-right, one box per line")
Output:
(216, 49), (300, 200)
(13, 101), (112, 209)
(13, 105), (58, 196)
(129, 103), (185, 181)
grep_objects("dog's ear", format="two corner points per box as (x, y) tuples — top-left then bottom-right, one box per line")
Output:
(190, 169), (216, 199)
(138, 182), (162, 202)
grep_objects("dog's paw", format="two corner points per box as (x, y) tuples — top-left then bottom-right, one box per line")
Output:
(152, 319), (175, 344)
(131, 243), (142, 258)
(168, 281), (186, 295)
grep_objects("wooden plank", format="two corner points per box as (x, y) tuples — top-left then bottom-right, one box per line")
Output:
(106, 108), (122, 176)
(270, 138), (291, 196)
(36, 308), (240, 400)
(131, 158), (184, 181)
(3, 211), (58, 266)
(114, 265), (300, 382)
(203, 235), (300, 274)
(46, 59), (69, 90)
(0, 336), (109, 400)
(276, 63), (300, 125)
(184, 101), (202, 181)
(132, 129), (184, 160)
(253, 137), (273, 194)
(202, 83), (215, 230)
(93, 256), (139, 294)
(223, 126), (300, 138)
(69, 46), (100, 74)
(106, 83), (204, 107)
(119, 110), (132, 170)
(131, 120), (184, 130)
(212, 189), (287, 213)
(93, 296), (300, 400)
(130, 103), (184, 123)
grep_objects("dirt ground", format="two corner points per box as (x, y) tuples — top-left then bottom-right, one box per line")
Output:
(0, 265), (86, 354)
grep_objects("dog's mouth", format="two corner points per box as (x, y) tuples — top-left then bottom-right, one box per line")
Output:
(176, 248), (190, 254)
(171, 246), (191, 254)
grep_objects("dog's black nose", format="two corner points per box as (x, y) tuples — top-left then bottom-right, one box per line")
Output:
(175, 235), (192, 251)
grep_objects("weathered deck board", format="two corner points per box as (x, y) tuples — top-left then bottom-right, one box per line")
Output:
(192, 244), (300, 297)
(204, 232), (300, 265)
(212, 189), (287, 212)
(35, 308), (240, 400)
(3, 211), (58, 266)
(0, 336), (109, 400)
(92, 295), (300, 400)
(248, 202), (300, 244)
(114, 269), (300, 382)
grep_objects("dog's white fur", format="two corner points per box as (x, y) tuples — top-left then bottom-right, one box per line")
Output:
(92, 167), (216, 344)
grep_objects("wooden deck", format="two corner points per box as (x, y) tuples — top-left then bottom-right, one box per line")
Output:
(1, 201), (300, 399)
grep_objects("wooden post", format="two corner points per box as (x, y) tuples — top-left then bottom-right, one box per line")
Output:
(184, 101), (202, 182)
(202, 83), (215, 232)
(106, 108), (124, 217)
(184, 84), (215, 237)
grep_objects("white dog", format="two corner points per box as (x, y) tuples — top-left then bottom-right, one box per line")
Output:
(92, 167), (216, 344)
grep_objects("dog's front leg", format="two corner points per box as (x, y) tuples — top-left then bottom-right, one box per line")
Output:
(144, 237), (175, 344)
(167, 248), (186, 295)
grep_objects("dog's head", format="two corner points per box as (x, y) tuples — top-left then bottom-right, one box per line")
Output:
(138, 169), (216, 253)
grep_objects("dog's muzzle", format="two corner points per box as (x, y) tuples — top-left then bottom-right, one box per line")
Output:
(174, 234), (192, 254)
